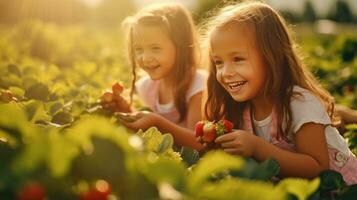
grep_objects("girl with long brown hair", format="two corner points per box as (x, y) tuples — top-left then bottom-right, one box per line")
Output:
(201, 1), (357, 184)
(109, 2), (205, 149)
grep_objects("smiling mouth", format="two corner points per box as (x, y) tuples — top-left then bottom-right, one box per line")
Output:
(226, 81), (246, 91)
(145, 65), (160, 70)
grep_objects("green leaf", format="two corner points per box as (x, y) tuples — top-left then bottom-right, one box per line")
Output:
(0, 103), (27, 129)
(24, 82), (50, 101)
(47, 101), (63, 115)
(67, 116), (137, 171)
(179, 146), (200, 167)
(339, 184), (357, 200)
(0, 74), (22, 88)
(11, 131), (48, 175)
(22, 100), (51, 123)
(251, 158), (280, 180)
(7, 64), (21, 77)
(319, 170), (346, 190)
(277, 178), (320, 200)
(51, 111), (73, 125)
(47, 131), (79, 177)
(156, 134), (173, 154)
(140, 157), (187, 188)
(188, 151), (244, 194)
(197, 179), (285, 200)
(8, 86), (25, 98)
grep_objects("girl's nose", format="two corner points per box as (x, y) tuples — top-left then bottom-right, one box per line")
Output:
(222, 63), (236, 77)
(142, 51), (154, 64)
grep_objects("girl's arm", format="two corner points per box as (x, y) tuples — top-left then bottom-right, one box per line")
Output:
(253, 122), (330, 178)
(152, 92), (203, 149)
(119, 92), (203, 150)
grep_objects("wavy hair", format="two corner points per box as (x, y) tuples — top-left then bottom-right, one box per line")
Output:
(122, 3), (198, 122)
(201, 1), (337, 138)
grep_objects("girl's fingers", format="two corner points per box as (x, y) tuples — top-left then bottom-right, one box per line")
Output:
(222, 148), (240, 155)
(219, 141), (238, 148)
(215, 132), (238, 143)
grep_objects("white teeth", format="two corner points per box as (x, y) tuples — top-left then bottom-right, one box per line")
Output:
(227, 81), (245, 89)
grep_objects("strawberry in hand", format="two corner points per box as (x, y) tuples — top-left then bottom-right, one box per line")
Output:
(112, 82), (124, 96)
(194, 121), (205, 137)
(194, 119), (234, 149)
(202, 122), (216, 142)
(100, 82), (131, 113)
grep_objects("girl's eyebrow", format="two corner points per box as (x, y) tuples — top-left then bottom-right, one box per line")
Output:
(148, 43), (161, 47)
(211, 51), (246, 57)
(229, 51), (246, 56)
(133, 43), (161, 47)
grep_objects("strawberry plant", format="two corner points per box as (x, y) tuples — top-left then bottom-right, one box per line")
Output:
(0, 20), (356, 200)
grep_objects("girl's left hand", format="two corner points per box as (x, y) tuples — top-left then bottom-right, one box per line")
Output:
(215, 130), (258, 157)
(116, 111), (160, 131)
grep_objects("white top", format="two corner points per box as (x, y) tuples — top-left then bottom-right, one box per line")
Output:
(253, 112), (272, 142)
(253, 86), (349, 155)
(135, 70), (207, 127)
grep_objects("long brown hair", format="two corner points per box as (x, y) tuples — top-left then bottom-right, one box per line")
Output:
(201, 1), (337, 138)
(122, 3), (199, 122)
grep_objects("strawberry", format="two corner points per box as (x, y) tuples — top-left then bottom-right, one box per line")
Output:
(18, 182), (46, 200)
(202, 122), (216, 142)
(102, 92), (113, 103)
(194, 121), (205, 137)
(112, 82), (124, 96)
(195, 119), (234, 146)
(0, 90), (13, 103)
(222, 119), (234, 132)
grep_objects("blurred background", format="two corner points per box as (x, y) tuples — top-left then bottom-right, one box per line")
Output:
(0, 1), (357, 200)
(1, 0), (356, 106)
(0, 0), (357, 26)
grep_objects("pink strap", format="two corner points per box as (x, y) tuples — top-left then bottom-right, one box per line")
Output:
(242, 105), (295, 151)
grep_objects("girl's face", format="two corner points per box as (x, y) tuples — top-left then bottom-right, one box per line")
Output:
(210, 22), (267, 103)
(133, 24), (176, 81)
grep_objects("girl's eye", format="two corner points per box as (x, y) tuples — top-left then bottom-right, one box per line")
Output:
(134, 48), (143, 54)
(233, 57), (244, 63)
(214, 60), (223, 67)
(152, 46), (161, 51)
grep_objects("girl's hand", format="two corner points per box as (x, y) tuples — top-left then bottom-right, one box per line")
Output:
(215, 130), (258, 157)
(117, 111), (160, 131)
(100, 92), (131, 113)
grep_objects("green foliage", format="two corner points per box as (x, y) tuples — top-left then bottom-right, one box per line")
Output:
(1, 21), (356, 199)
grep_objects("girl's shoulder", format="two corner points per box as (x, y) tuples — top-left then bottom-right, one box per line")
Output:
(291, 85), (318, 102)
(185, 69), (208, 101)
(288, 85), (331, 134)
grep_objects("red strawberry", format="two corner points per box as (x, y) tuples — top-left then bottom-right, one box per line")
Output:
(202, 122), (216, 142)
(112, 82), (124, 96)
(0, 90), (13, 103)
(222, 119), (234, 132)
(18, 182), (46, 200)
(195, 121), (205, 137)
(102, 92), (113, 103)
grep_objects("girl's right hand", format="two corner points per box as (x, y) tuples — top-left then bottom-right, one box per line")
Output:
(100, 91), (131, 113)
